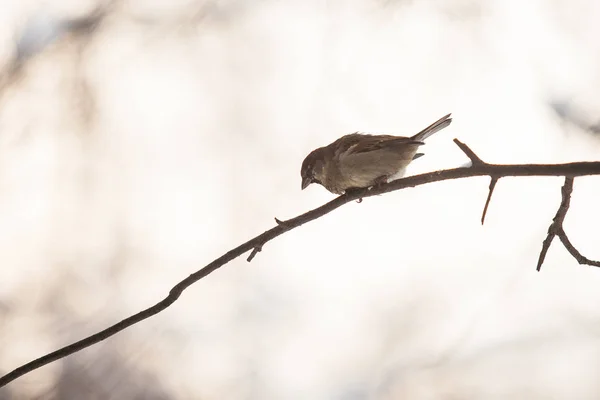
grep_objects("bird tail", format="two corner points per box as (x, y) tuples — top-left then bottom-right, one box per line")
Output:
(410, 113), (452, 142)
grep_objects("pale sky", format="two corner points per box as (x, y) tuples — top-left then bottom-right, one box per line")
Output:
(0, 0), (600, 399)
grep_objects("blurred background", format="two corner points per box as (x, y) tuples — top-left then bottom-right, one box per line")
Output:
(0, 0), (600, 398)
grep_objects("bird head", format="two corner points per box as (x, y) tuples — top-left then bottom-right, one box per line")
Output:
(300, 148), (326, 190)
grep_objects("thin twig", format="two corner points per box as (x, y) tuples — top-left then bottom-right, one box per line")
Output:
(247, 245), (262, 262)
(453, 139), (485, 165)
(541, 177), (600, 268)
(481, 177), (498, 225)
(536, 227), (557, 271)
(558, 232), (600, 267)
(536, 177), (590, 271)
(536, 177), (573, 270)
(2, 139), (600, 387)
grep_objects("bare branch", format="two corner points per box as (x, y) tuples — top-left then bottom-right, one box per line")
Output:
(558, 232), (600, 267)
(2, 138), (600, 387)
(481, 177), (498, 225)
(247, 245), (262, 262)
(274, 217), (292, 228)
(536, 178), (600, 270)
(453, 139), (485, 165)
(537, 177), (573, 271)
(536, 226), (557, 271)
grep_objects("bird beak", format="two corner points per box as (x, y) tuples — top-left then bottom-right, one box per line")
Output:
(301, 177), (312, 190)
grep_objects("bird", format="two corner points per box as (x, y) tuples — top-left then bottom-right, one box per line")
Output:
(300, 113), (452, 195)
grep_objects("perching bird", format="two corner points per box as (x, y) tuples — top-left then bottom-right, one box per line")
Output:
(300, 113), (452, 194)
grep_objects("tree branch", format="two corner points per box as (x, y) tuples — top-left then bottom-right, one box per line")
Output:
(536, 177), (573, 271)
(559, 233), (600, 268)
(247, 245), (263, 262)
(2, 139), (600, 387)
(453, 139), (484, 165)
(481, 177), (498, 225)
(536, 177), (600, 270)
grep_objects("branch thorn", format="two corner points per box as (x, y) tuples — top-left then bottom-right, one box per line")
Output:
(247, 245), (263, 262)
(453, 138), (485, 165)
(274, 217), (288, 226)
(481, 177), (498, 225)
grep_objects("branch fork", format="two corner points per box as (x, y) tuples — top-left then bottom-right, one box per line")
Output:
(453, 139), (497, 224)
(452, 140), (599, 271)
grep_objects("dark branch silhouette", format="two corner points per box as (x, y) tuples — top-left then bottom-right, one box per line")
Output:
(536, 177), (600, 270)
(481, 177), (498, 225)
(1, 138), (600, 388)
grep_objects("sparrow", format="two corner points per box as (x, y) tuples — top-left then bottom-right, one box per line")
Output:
(300, 113), (452, 195)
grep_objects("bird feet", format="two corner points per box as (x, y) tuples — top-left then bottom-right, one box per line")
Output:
(345, 176), (388, 203)
(344, 187), (364, 203)
(365, 176), (389, 193)
(371, 175), (389, 189)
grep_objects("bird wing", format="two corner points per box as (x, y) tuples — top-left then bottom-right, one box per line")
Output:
(332, 133), (423, 157)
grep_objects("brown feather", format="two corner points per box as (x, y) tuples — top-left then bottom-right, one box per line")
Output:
(342, 134), (423, 155)
(411, 113), (452, 141)
(300, 113), (452, 194)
